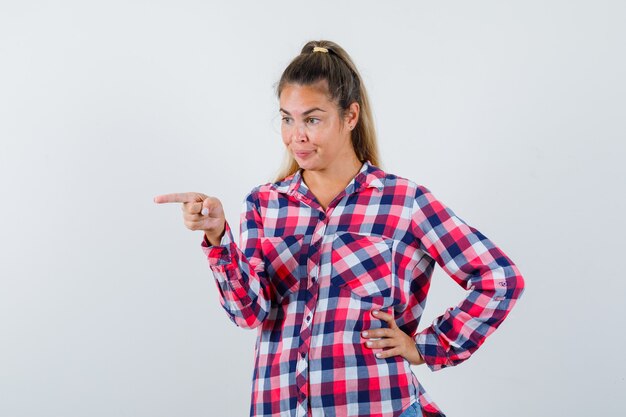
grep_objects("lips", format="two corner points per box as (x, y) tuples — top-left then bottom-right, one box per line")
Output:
(294, 150), (314, 158)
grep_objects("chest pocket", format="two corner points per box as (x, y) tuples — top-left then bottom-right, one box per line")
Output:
(260, 234), (305, 304)
(330, 232), (394, 302)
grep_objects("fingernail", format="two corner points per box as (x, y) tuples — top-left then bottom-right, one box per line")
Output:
(362, 331), (368, 337)
(372, 310), (379, 316)
(366, 341), (372, 347)
(201, 208), (208, 216)
(376, 353), (382, 358)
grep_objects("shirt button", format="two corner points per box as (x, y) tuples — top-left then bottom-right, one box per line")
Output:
(306, 314), (311, 322)
(300, 351), (306, 358)
(311, 277), (316, 283)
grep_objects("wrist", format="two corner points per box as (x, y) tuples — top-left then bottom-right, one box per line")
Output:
(415, 343), (425, 365)
(204, 229), (225, 246)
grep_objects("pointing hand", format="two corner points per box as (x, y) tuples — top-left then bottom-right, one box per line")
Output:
(153, 192), (226, 245)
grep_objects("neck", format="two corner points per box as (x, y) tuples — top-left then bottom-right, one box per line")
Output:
(302, 155), (364, 191)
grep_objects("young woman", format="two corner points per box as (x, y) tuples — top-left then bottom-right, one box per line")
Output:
(154, 40), (525, 417)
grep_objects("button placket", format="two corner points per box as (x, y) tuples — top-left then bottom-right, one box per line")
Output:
(295, 209), (327, 416)
(308, 219), (326, 285)
(301, 306), (313, 330)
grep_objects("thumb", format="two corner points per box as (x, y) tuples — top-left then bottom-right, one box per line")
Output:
(201, 197), (211, 216)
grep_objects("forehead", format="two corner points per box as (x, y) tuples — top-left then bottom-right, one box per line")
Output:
(279, 81), (336, 113)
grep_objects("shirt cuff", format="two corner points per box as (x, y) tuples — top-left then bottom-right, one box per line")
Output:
(200, 221), (235, 267)
(414, 329), (453, 372)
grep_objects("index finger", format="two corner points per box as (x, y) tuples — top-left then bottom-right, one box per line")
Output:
(371, 309), (397, 329)
(153, 192), (203, 204)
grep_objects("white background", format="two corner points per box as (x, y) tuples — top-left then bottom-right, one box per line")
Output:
(1, 1), (624, 416)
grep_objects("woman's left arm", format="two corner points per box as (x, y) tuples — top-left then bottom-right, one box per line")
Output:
(410, 185), (525, 371)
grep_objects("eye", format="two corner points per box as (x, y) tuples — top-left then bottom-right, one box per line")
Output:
(306, 117), (320, 125)
(281, 116), (292, 124)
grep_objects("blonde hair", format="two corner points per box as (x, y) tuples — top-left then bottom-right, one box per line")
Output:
(273, 40), (381, 182)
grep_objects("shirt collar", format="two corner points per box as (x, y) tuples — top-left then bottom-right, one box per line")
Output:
(272, 159), (385, 196)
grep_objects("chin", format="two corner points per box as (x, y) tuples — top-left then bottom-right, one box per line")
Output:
(293, 154), (319, 169)
(296, 161), (315, 170)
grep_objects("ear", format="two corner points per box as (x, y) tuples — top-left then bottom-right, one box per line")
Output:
(345, 101), (360, 129)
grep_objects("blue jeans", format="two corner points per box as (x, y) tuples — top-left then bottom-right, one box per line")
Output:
(398, 400), (422, 417)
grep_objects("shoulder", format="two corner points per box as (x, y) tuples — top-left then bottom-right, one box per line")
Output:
(372, 167), (445, 218)
(243, 172), (297, 207)
(373, 165), (432, 199)
(242, 184), (266, 207)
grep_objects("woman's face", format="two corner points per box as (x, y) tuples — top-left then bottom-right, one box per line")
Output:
(279, 81), (359, 173)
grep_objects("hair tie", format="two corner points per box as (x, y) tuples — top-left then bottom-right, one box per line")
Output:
(312, 46), (328, 53)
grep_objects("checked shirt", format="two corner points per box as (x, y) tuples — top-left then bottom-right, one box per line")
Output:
(201, 160), (525, 417)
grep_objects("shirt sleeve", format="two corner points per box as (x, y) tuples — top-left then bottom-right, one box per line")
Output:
(411, 185), (525, 371)
(200, 189), (271, 329)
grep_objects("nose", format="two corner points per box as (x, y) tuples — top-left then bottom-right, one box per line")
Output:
(290, 121), (307, 142)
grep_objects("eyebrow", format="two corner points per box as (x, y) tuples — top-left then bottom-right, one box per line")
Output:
(279, 107), (327, 116)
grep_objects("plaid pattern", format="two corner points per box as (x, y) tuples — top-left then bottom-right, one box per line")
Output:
(202, 161), (525, 417)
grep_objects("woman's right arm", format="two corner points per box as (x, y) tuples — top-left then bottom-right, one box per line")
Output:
(200, 189), (272, 329)
(154, 190), (271, 329)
